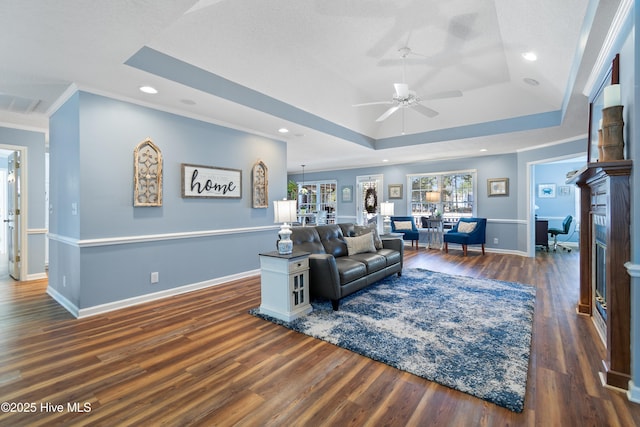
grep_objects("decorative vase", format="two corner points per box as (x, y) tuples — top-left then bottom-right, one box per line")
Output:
(601, 105), (625, 161)
(597, 128), (604, 161)
(277, 225), (293, 255)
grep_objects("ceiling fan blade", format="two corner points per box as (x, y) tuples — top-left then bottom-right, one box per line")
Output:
(376, 105), (400, 122)
(423, 89), (463, 100)
(378, 57), (431, 67)
(394, 83), (409, 98)
(412, 103), (439, 118)
(352, 101), (394, 107)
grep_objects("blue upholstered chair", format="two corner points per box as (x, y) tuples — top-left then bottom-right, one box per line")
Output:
(390, 216), (420, 248)
(443, 217), (487, 256)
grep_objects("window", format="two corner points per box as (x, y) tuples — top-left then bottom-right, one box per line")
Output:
(408, 171), (476, 222)
(297, 180), (337, 224)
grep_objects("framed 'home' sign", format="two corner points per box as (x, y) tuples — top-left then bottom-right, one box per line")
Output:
(181, 163), (242, 199)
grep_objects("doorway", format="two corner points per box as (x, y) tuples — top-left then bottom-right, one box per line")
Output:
(529, 155), (584, 256)
(0, 147), (26, 280)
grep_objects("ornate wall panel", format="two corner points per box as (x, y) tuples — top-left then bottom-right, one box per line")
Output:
(252, 160), (268, 208)
(134, 138), (163, 206)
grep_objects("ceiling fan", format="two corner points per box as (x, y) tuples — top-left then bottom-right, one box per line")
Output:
(353, 47), (462, 123)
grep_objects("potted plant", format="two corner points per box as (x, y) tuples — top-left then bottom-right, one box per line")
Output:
(287, 180), (298, 200)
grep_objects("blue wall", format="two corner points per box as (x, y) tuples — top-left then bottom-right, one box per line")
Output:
(534, 160), (583, 244)
(289, 145), (585, 255)
(48, 91), (286, 312)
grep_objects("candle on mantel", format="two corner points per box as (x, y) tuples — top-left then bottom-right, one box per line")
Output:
(603, 84), (621, 108)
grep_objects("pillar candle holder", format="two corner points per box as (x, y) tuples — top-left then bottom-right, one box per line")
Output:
(600, 105), (624, 161)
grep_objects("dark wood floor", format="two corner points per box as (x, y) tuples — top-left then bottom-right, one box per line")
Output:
(1, 247), (640, 426)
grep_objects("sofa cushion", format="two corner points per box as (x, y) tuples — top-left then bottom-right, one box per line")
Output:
(290, 226), (326, 254)
(348, 252), (387, 274)
(316, 225), (348, 258)
(344, 233), (376, 255)
(457, 221), (477, 233)
(393, 220), (413, 231)
(335, 258), (367, 284)
(443, 232), (470, 244)
(353, 223), (383, 249)
(376, 248), (401, 266)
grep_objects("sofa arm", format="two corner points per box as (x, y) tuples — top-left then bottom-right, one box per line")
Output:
(382, 237), (404, 255)
(308, 254), (342, 300)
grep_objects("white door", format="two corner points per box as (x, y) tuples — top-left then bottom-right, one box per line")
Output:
(7, 151), (21, 280)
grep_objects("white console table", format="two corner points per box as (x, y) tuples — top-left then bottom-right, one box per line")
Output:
(259, 251), (312, 321)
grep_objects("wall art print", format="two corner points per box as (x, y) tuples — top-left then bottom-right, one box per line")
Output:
(341, 185), (353, 203)
(538, 183), (556, 198)
(252, 160), (268, 208)
(487, 178), (509, 197)
(181, 163), (242, 199)
(133, 138), (163, 207)
(388, 184), (403, 199)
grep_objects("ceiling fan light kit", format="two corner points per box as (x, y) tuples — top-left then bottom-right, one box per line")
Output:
(354, 46), (462, 126)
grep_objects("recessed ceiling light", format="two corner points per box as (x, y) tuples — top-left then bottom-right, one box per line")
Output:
(382, 159), (389, 162)
(480, 148), (488, 152)
(522, 52), (537, 61)
(523, 77), (540, 86)
(139, 86), (158, 94)
(278, 127), (289, 134)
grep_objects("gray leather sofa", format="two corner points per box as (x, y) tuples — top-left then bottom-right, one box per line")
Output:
(290, 223), (403, 310)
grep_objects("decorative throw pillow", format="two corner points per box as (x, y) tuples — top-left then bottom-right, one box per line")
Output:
(344, 233), (376, 255)
(457, 221), (477, 233)
(393, 220), (413, 231)
(353, 223), (383, 249)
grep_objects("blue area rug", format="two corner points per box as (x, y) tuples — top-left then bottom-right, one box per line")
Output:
(251, 268), (536, 412)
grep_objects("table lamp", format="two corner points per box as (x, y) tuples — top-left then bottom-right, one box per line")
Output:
(274, 199), (297, 255)
(380, 201), (395, 234)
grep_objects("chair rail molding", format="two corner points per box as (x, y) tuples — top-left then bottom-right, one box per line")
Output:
(47, 225), (278, 248)
(625, 262), (640, 278)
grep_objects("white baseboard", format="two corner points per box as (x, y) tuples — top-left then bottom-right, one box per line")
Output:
(26, 272), (48, 281)
(424, 242), (525, 257)
(47, 285), (80, 318)
(47, 269), (260, 318)
(628, 380), (640, 403)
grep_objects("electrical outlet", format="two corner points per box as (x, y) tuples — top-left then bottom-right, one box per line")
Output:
(493, 237), (499, 244)
(151, 272), (159, 284)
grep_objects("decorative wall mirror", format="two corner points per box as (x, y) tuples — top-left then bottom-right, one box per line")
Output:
(588, 54), (619, 163)
(133, 138), (163, 206)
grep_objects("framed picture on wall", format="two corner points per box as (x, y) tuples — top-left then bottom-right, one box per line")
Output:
(487, 178), (509, 197)
(341, 185), (353, 202)
(388, 184), (403, 199)
(538, 183), (556, 198)
(559, 185), (571, 196)
(181, 163), (242, 198)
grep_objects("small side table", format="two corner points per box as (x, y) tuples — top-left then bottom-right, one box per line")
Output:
(259, 251), (312, 321)
(424, 218), (444, 250)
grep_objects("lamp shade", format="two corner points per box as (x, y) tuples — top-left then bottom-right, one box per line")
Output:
(380, 201), (395, 217)
(426, 191), (440, 203)
(274, 199), (297, 223)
